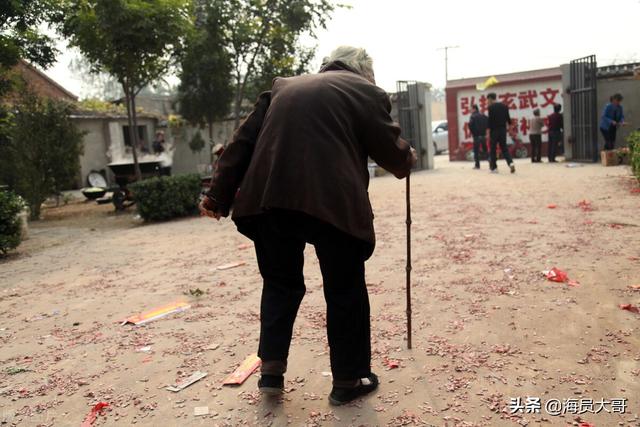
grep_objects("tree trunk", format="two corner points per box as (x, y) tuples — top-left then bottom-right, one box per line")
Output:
(123, 82), (142, 181)
(130, 91), (142, 181)
(208, 118), (214, 164)
(233, 74), (242, 129)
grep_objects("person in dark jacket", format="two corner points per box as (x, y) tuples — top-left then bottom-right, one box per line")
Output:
(486, 93), (515, 173)
(599, 93), (625, 150)
(468, 105), (488, 169)
(547, 103), (563, 162)
(199, 46), (416, 406)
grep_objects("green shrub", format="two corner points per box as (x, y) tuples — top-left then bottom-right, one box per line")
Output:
(130, 174), (202, 222)
(0, 191), (24, 256)
(628, 131), (640, 181)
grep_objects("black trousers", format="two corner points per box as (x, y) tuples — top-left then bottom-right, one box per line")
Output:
(601, 127), (617, 150)
(489, 127), (513, 170)
(238, 210), (373, 381)
(473, 135), (487, 167)
(530, 134), (542, 162)
(548, 130), (562, 161)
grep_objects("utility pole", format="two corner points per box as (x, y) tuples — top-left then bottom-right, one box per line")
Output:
(437, 45), (460, 82)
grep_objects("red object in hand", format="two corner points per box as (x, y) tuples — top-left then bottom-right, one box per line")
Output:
(81, 402), (109, 427)
(619, 303), (640, 314)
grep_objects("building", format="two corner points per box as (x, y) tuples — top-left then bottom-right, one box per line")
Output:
(446, 67), (563, 161)
(4, 60), (78, 103)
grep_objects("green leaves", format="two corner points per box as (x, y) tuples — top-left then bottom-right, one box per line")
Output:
(627, 130), (640, 181)
(0, 0), (60, 70)
(177, 0), (233, 130)
(0, 93), (85, 220)
(130, 174), (202, 221)
(61, 0), (193, 90)
(0, 190), (24, 256)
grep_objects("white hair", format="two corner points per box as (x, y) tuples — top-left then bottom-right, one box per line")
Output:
(324, 46), (375, 83)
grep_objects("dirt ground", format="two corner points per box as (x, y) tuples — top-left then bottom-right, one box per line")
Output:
(1, 156), (640, 427)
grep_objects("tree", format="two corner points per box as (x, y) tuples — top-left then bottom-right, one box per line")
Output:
(177, 0), (233, 146)
(213, 0), (338, 127)
(0, 93), (85, 220)
(0, 0), (61, 98)
(61, 0), (192, 179)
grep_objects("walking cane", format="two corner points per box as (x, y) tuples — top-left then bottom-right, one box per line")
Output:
(405, 173), (412, 349)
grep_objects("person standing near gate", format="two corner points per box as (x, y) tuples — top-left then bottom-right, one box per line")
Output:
(486, 93), (515, 174)
(547, 103), (563, 162)
(529, 109), (544, 163)
(199, 46), (417, 405)
(599, 93), (625, 150)
(468, 104), (488, 169)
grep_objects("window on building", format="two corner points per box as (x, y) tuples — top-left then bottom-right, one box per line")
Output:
(123, 125), (150, 153)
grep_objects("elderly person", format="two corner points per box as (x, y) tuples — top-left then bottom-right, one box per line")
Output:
(199, 46), (416, 405)
(529, 109), (544, 163)
(600, 93), (625, 150)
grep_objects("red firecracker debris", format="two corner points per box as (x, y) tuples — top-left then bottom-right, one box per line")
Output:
(577, 200), (593, 212)
(543, 268), (581, 287)
(579, 423), (595, 427)
(547, 204), (557, 209)
(384, 358), (400, 369)
(631, 188), (640, 194)
(543, 267), (567, 283)
(80, 402), (109, 427)
(619, 304), (640, 314)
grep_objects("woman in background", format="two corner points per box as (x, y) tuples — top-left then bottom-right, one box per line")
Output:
(599, 93), (625, 151)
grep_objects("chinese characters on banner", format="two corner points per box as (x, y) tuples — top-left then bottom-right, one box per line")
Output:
(457, 81), (563, 145)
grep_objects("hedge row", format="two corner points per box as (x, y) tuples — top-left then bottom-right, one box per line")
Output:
(0, 191), (23, 256)
(628, 131), (640, 182)
(130, 174), (202, 222)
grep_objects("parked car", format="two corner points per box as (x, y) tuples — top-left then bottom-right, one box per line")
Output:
(432, 120), (448, 154)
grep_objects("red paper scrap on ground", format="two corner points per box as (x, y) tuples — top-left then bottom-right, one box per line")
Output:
(631, 188), (640, 194)
(223, 354), (261, 385)
(579, 423), (595, 427)
(217, 261), (246, 271)
(619, 304), (640, 314)
(547, 204), (557, 209)
(543, 268), (580, 287)
(385, 358), (400, 369)
(577, 199), (593, 211)
(122, 301), (190, 326)
(544, 267), (567, 283)
(80, 402), (109, 427)
(609, 223), (624, 229)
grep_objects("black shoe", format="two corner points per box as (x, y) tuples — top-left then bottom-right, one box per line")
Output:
(473, 165), (480, 170)
(258, 374), (284, 395)
(510, 164), (516, 174)
(328, 373), (379, 406)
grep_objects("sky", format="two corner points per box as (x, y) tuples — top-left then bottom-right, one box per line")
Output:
(45, 0), (640, 97)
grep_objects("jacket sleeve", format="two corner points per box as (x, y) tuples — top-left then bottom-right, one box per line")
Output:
(601, 104), (615, 127)
(362, 89), (412, 179)
(205, 91), (271, 215)
(469, 115), (477, 136)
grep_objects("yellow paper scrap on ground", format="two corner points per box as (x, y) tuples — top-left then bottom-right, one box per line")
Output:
(122, 301), (191, 325)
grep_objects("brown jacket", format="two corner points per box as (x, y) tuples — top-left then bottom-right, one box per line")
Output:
(205, 61), (413, 245)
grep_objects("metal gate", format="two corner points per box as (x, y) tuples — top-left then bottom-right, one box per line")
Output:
(396, 81), (426, 169)
(570, 55), (598, 162)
